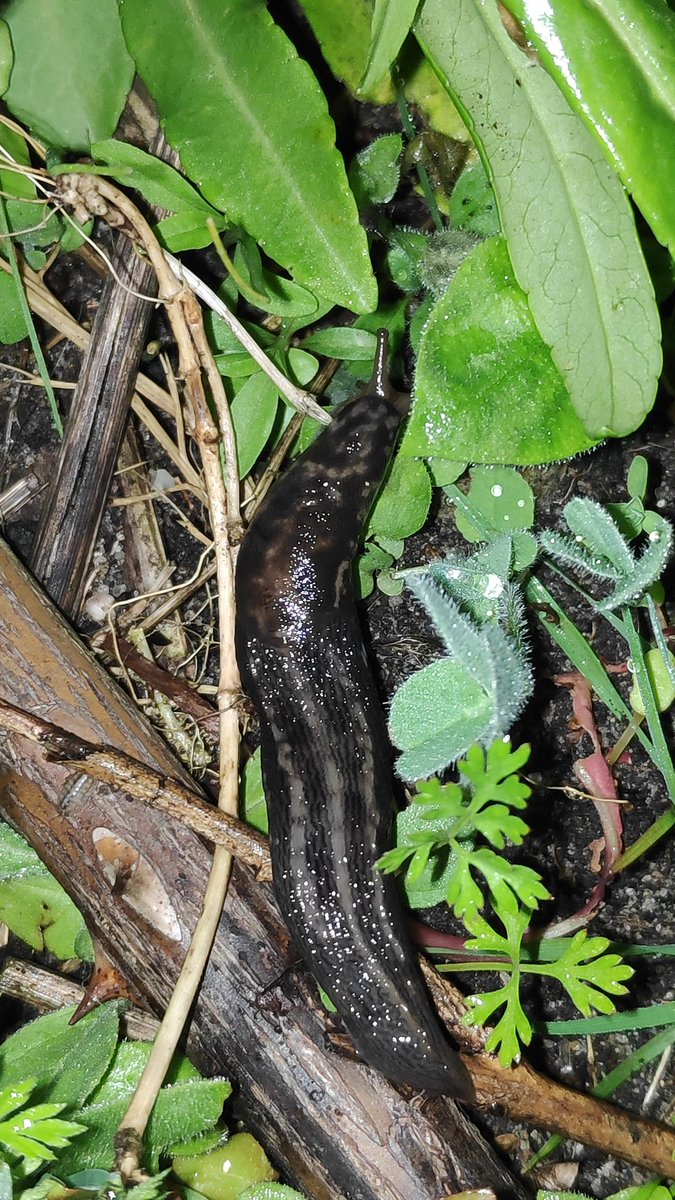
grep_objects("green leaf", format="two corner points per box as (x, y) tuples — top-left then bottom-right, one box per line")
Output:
(173, 1134), (275, 1200)
(0, 270), (28, 344)
(393, 803), (463, 909)
(0, 822), (92, 960)
(0, 1003), (121, 1108)
(56, 1042), (230, 1176)
(447, 159), (500, 238)
(302, 327), (378, 361)
(356, 540), (394, 600)
(368, 455), (431, 541)
(415, 0), (661, 439)
(0, 21), (12, 92)
(360, 0), (420, 93)
(154, 210), (222, 253)
(543, 930), (632, 1016)
(403, 238), (599, 465)
(390, 657), (491, 781)
(233, 248), (319, 319)
(3, 0), (133, 151)
(120, 0), (377, 312)
(0, 1085), (86, 1165)
(297, 0), (391, 100)
(240, 750), (268, 835)
(386, 228), (428, 293)
(230, 372), (279, 479)
(463, 883), (533, 1065)
(453, 467), (534, 542)
(348, 134), (403, 208)
(90, 139), (220, 218)
(501, 0), (675, 255)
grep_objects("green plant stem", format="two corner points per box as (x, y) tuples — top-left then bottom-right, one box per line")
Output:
(206, 217), (269, 305)
(0, 196), (62, 435)
(619, 605), (675, 802)
(613, 810), (675, 874)
(393, 75), (443, 232)
(646, 591), (675, 691)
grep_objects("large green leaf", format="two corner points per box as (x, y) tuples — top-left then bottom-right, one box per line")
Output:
(502, 0), (675, 256)
(119, 0), (376, 313)
(0, 1003), (121, 1108)
(3, 0), (133, 151)
(415, 0), (661, 440)
(55, 1041), (230, 1175)
(402, 237), (598, 465)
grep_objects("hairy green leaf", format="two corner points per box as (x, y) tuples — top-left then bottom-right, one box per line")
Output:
(447, 160), (499, 238)
(120, 0), (376, 312)
(56, 1042), (230, 1175)
(0, 1004), (121, 1108)
(403, 238), (599, 465)
(348, 134), (403, 208)
(390, 577), (532, 779)
(4, 0), (133, 151)
(501, 0), (675, 254)
(415, 0), (661, 438)
(539, 497), (674, 611)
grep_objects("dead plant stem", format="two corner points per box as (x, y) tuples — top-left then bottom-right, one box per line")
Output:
(56, 173), (241, 1180)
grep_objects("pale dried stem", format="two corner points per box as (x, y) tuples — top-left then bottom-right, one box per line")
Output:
(166, 253), (330, 425)
(0, 257), (205, 496)
(56, 174), (241, 1180)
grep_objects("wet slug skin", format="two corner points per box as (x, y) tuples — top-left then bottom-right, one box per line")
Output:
(235, 331), (472, 1100)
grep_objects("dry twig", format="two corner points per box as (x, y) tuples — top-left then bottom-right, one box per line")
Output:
(56, 171), (242, 1179)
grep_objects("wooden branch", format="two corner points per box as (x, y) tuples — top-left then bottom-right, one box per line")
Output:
(28, 230), (157, 616)
(0, 957), (159, 1042)
(0, 700), (270, 878)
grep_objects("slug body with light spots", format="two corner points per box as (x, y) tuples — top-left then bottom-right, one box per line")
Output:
(235, 334), (472, 1100)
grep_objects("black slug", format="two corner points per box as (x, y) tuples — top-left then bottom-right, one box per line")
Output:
(235, 332), (472, 1101)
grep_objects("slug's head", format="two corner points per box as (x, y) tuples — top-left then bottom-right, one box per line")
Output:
(335, 329), (409, 423)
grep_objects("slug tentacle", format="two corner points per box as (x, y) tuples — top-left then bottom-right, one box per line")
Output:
(235, 331), (472, 1101)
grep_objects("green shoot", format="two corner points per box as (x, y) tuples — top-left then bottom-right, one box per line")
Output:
(460, 892), (632, 1066)
(379, 740), (546, 921)
(0, 195), (62, 436)
(389, 542), (533, 779)
(0, 1078), (85, 1168)
(538, 496), (672, 613)
(382, 734), (634, 1065)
